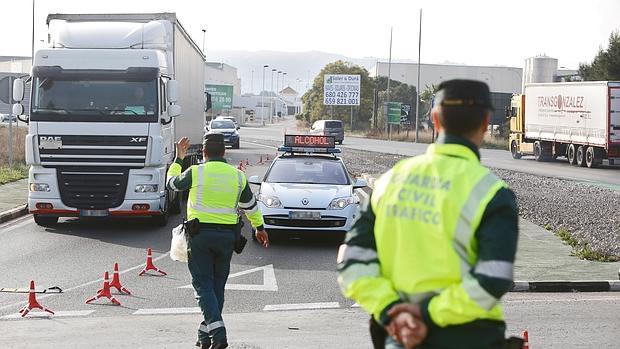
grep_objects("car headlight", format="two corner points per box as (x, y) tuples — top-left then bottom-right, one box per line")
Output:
(258, 194), (282, 208)
(30, 183), (51, 192)
(329, 196), (356, 210)
(135, 184), (158, 193)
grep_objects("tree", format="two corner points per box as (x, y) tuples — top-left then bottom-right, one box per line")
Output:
(300, 61), (375, 130)
(579, 31), (620, 81)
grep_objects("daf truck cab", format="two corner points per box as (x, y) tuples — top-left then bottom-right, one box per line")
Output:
(12, 13), (206, 226)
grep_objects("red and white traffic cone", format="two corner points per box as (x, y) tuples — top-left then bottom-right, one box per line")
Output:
(18, 280), (54, 317)
(522, 330), (529, 349)
(109, 262), (131, 295)
(85, 272), (121, 306)
(138, 248), (167, 276)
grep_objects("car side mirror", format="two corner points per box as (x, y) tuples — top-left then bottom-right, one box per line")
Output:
(248, 175), (261, 185)
(353, 179), (368, 189)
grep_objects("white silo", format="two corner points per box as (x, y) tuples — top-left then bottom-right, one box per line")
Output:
(522, 56), (558, 92)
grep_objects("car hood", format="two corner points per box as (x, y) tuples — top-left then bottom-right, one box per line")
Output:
(261, 182), (352, 209)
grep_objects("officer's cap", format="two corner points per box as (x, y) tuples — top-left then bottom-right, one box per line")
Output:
(435, 79), (494, 110)
(203, 133), (225, 148)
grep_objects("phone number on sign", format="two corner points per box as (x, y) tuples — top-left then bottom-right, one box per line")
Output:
(324, 98), (359, 105)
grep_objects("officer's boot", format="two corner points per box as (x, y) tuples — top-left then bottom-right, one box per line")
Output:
(210, 343), (228, 349)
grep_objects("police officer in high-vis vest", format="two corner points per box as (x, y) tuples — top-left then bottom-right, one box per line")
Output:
(167, 134), (269, 349)
(337, 80), (519, 349)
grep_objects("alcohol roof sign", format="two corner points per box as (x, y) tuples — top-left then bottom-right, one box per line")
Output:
(324, 74), (360, 106)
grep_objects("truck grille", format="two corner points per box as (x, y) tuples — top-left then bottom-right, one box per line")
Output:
(39, 135), (148, 168)
(58, 169), (129, 209)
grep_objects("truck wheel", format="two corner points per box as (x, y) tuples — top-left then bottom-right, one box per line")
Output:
(534, 141), (547, 162)
(153, 191), (170, 226)
(169, 189), (182, 214)
(34, 215), (58, 227)
(576, 146), (587, 167)
(567, 144), (577, 165)
(585, 147), (603, 168)
(510, 141), (522, 159)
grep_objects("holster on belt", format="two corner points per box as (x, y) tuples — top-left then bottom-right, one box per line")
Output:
(184, 218), (200, 238)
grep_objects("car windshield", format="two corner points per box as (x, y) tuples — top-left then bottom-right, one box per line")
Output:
(211, 120), (235, 129)
(266, 157), (349, 185)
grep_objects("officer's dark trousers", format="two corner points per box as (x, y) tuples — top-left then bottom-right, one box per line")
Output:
(188, 227), (235, 345)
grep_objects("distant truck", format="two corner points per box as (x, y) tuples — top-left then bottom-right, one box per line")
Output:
(12, 13), (206, 226)
(508, 82), (620, 168)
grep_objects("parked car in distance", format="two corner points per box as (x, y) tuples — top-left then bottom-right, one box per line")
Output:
(310, 119), (344, 144)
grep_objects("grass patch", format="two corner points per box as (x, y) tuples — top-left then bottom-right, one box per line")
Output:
(554, 227), (619, 262)
(544, 223), (552, 231)
(0, 125), (28, 165)
(0, 165), (28, 185)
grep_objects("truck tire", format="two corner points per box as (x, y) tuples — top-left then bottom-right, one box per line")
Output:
(34, 215), (58, 227)
(567, 144), (577, 165)
(169, 190), (182, 214)
(576, 145), (587, 167)
(510, 141), (522, 159)
(534, 141), (547, 162)
(585, 146), (603, 168)
(153, 191), (170, 226)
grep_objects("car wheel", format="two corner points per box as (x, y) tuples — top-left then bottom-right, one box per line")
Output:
(234, 141), (240, 149)
(34, 215), (58, 227)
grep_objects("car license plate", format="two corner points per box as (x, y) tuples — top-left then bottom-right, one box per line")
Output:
(289, 211), (321, 220)
(80, 209), (109, 217)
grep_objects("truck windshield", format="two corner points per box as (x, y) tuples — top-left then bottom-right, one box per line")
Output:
(31, 76), (158, 123)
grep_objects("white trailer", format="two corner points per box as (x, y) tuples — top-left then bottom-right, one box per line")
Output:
(508, 81), (620, 168)
(12, 13), (205, 226)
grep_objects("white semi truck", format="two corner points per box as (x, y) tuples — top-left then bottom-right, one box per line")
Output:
(12, 13), (206, 226)
(508, 82), (620, 168)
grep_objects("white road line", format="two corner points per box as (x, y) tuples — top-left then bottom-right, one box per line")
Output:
(504, 297), (620, 303)
(351, 303), (361, 308)
(0, 216), (33, 235)
(179, 264), (278, 291)
(263, 302), (340, 311)
(1, 310), (95, 320)
(133, 307), (201, 315)
(0, 251), (170, 312)
(240, 141), (278, 150)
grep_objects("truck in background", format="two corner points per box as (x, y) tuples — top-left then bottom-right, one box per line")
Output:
(508, 81), (620, 168)
(12, 13), (206, 226)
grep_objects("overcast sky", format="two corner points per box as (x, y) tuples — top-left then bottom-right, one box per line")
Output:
(1, 0), (618, 68)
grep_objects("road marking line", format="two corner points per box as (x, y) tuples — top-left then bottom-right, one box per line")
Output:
(179, 264), (278, 291)
(0, 251), (170, 312)
(133, 307), (201, 315)
(0, 216), (33, 235)
(351, 303), (360, 308)
(504, 297), (620, 303)
(263, 302), (340, 311)
(240, 141), (278, 150)
(1, 310), (95, 319)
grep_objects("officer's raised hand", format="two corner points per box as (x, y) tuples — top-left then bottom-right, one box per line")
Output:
(255, 228), (269, 248)
(176, 137), (191, 159)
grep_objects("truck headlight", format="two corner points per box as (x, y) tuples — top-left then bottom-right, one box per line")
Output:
(258, 194), (282, 208)
(30, 183), (51, 192)
(329, 196), (355, 210)
(135, 184), (158, 193)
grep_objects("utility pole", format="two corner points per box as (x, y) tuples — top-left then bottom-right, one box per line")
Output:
(270, 68), (276, 123)
(201, 29), (206, 56)
(31, 0), (35, 63)
(387, 27), (393, 141)
(251, 69), (254, 94)
(415, 9), (422, 143)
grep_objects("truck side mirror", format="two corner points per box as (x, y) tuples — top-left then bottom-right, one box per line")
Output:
(13, 78), (25, 102)
(167, 80), (179, 103)
(12, 103), (24, 116)
(167, 104), (181, 117)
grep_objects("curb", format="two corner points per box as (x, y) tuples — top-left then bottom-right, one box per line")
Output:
(511, 280), (620, 292)
(0, 204), (28, 224)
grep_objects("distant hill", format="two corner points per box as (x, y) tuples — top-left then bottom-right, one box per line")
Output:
(207, 50), (392, 95)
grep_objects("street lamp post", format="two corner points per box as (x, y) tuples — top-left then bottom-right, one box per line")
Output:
(262, 65), (268, 125)
(271, 68), (276, 123)
(277, 71), (282, 120)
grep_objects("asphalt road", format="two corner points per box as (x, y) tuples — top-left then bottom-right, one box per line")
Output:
(241, 119), (620, 190)
(0, 139), (618, 348)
